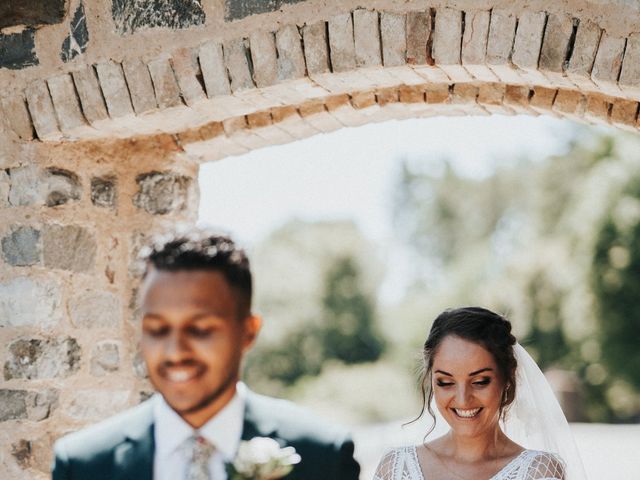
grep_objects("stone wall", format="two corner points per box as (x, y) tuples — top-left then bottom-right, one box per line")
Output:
(2, 0), (640, 477)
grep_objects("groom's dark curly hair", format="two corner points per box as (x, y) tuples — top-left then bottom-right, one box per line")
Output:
(414, 307), (518, 435)
(140, 228), (252, 318)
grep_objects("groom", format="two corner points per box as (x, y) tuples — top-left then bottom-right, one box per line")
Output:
(52, 230), (360, 479)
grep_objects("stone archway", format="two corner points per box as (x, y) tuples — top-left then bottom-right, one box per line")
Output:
(1, 1), (640, 477)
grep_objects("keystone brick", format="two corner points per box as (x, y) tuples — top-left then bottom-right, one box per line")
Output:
(1, 227), (40, 266)
(566, 20), (601, 90)
(512, 11), (548, 85)
(133, 171), (191, 215)
(380, 12), (406, 67)
(25, 81), (60, 140)
(328, 14), (356, 72)
(406, 11), (431, 65)
(199, 41), (231, 97)
(72, 66), (109, 123)
(0, 95), (34, 140)
(539, 14), (575, 88)
(69, 290), (121, 328)
(302, 22), (330, 75)
(95, 61), (134, 118)
(276, 25), (306, 81)
(4, 337), (81, 380)
(249, 31), (278, 87)
(462, 11), (497, 82)
(90, 341), (120, 376)
(592, 33), (626, 95)
(224, 38), (254, 92)
(172, 48), (206, 107)
(486, 10), (520, 84)
(148, 57), (182, 109)
(619, 33), (640, 97)
(354, 9), (381, 67)
(47, 74), (86, 132)
(42, 224), (96, 272)
(0, 277), (61, 328)
(122, 59), (158, 114)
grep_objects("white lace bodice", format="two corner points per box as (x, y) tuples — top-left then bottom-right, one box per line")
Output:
(373, 447), (566, 480)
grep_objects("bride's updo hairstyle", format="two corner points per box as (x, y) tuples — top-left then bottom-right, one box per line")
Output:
(417, 307), (518, 433)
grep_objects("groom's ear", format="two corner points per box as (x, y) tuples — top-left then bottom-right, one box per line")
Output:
(241, 314), (262, 352)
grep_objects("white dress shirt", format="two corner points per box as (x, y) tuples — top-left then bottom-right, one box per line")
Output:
(153, 383), (246, 480)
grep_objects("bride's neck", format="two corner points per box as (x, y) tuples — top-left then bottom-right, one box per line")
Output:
(445, 427), (509, 463)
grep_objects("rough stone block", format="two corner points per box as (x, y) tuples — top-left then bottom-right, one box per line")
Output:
(25, 81), (60, 140)
(122, 59), (158, 114)
(461, 11), (496, 82)
(95, 61), (134, 118)
(566, 20), (601, 89)
(486, 10), (520, 83)
(512, 11), (547, 83)
(610, 99), (639, 128)
(148, 57), (182, 109)
(199, 41), (231, 97)
(66, 389), (130, 420)
(112, 0), (205, 35)
(0, 388), (59, 422)
(619, 33), (640, 96)
(1, 227), (40, 266)
(225, 0), (278, 21)
(276, 25), (306, 81)
(47, 74), (87, 132)
(381, 12), (406, 67)
(249, 31), (278, 87)
(0, 1), (66, 29)
(133, 350), (148, 378)
(133, 171), (191, 215)
(61, 3), (89, 63)
(592, 33), (626, 94)
(406, 11), (431, 65)
(172, 48), (206, 107)
(42, 225), (96, 272)
(529, 86), (558, 114)
(69, 290), (121, 328)
(0, 95), (34, 141)
(91, 176), (117, 208)
(4, 337), (81, 380)
(0, 28), (38, 70)
(302, 21), (330, 74)
(539, 14), (575, 87)
(0, 170), (9, 207)
(354, 9), (381, 67)
(328, 14), (356, 72)
(224, 38), (255, 92)
(90, 341), (120, 376)
(8, 165), (39, 206)
(433, 8), (461, 65)
(42, 168), (81, 207)
(72, 66), (109, 123)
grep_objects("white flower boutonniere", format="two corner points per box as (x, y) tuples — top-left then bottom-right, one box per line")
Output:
(226, 437), (301, 480)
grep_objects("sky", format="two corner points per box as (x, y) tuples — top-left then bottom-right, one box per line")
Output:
(198, 114), (577, 247)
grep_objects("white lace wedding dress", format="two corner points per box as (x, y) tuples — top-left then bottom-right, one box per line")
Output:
(373, 447), (565, 480)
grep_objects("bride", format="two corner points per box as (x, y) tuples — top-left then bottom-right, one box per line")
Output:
(373, 307), (586, 480)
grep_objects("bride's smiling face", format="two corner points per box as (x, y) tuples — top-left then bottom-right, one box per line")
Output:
(432, 335), (505, 438)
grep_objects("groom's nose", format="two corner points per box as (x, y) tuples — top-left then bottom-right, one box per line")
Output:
(163, 331), (191, 361)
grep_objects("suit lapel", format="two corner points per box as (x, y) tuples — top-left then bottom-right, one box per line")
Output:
(241, 390), (278, 441)
(114, 401), (155, 480)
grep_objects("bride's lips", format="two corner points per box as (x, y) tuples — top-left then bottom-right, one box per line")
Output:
(451, 407), (483, 419)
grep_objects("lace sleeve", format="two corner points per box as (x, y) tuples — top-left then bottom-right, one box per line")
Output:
(373, 449), (398, 480)
(524, 452), (566, 480)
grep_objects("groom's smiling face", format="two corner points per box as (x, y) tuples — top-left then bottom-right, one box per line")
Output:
(140, 268), (260, 428)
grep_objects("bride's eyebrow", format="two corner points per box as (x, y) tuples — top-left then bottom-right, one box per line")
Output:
(469, 367), (493, 376)
(434, 369), (453, 376)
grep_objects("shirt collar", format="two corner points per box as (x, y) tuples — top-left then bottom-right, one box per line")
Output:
(153, 382), (247, 461)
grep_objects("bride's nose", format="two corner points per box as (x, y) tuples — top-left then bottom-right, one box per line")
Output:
(455, 384), (471, 404)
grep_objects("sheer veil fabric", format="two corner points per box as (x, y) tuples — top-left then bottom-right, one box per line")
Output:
(502, 344), (587, 480)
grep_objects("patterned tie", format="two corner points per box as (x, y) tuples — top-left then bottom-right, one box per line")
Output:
(185, 435), (216, 480)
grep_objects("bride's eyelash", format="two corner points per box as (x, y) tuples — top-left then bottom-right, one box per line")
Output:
(436, 380), (454, 387)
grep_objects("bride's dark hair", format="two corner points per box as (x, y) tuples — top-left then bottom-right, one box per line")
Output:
(415, 306), (518, 435)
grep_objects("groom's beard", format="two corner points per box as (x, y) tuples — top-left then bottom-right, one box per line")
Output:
(174, 365), (238, 416)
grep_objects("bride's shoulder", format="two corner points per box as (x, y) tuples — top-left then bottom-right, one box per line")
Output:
(373, 446), (420, 480)
(519, 450), (566, 479)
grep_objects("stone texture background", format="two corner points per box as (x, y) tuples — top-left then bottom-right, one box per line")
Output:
(2, 0), (640, 478)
